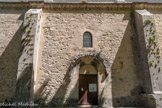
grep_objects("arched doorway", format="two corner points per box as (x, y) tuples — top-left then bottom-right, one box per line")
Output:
(68, 52), (109, 106)
(78, 64), (98, 105)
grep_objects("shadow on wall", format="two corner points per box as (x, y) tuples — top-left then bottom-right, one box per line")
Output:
(50, 67), (79, 107)
(34, 11), (145, 107)
(35, 54), (108, 107)
(111, 15), (144, 107)
(15, 63), (33, 102)
(0, 14), (24, 102)
(35, 64), (79, 107)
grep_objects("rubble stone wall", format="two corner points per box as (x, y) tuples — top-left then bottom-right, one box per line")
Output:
(0, 13), (23, 101)
(36, 11), (142, 107)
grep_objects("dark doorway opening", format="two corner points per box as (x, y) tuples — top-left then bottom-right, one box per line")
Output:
(78, 74), (98, 105)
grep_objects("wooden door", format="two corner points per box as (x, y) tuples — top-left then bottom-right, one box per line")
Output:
(78, 74), (98, 105)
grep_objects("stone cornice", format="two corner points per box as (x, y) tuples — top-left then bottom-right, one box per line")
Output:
(1, 2), (162, 11)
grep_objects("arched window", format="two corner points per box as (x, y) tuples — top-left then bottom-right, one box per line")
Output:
(83, 32), (92, 47)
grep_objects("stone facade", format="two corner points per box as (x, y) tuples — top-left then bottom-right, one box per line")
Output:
(135, 10), (162, 108)
(15, 9), (42, 102)
(0, 13), (23, 101)
(0, 2), (162, 108)
(34, 11), (142, 107)
(154, 12), (162, 61)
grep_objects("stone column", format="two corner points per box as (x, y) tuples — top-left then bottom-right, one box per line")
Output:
(15, 9), (42, 103)
(135, 10), (162, 108)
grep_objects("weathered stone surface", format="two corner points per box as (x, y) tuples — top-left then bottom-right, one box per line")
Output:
(1, 0), (162, 3)
(15, 9), (42, 102)
(1, 3), (162, 108)
(140, 94), (162, 108)
(34, 11), (142, 107)
(0, 13), (23, 101)
(135, 10), (162, 108)
(154, 12), (162, 67)
(135, 10), (162, 93)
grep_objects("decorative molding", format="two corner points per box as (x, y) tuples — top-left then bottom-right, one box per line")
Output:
(0, 2), (162, 11)
(1, 0), (162, 3)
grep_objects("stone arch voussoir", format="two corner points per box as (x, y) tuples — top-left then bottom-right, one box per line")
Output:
(67, 50), (111, 78)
